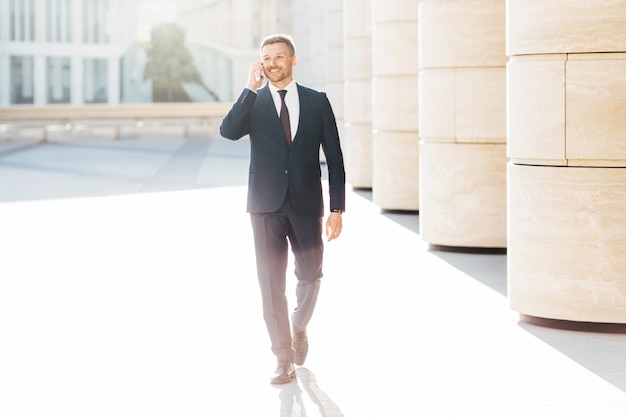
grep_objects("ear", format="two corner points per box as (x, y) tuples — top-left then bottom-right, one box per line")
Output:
(292, 54), (298, 67)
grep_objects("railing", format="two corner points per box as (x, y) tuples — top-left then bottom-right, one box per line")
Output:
(0, 103), (233, 142)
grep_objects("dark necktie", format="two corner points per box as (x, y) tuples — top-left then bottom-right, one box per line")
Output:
(278, 90), (292, 145)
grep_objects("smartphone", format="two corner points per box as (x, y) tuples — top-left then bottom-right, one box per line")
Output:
(255, 66), (265, 82)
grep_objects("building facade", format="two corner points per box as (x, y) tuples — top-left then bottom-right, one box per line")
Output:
(0, 0), (138, 106)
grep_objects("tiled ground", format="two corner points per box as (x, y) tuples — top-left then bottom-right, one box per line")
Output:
(1, 137), (625, 416)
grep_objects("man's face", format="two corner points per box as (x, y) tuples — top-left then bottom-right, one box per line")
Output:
(261, 42), (297, 87)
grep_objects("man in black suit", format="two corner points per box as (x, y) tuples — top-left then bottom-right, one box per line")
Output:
(220, 34), (346, 384)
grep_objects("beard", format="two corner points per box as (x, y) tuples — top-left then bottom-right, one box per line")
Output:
(266, 67), (292, 84)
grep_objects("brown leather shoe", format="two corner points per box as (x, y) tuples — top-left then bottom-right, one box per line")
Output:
(293, 330), (308, 366)
(270, 361), (296, 385)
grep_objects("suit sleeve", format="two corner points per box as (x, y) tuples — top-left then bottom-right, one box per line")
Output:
(320, 93), (346, 213)
(220, 88), (257, 140)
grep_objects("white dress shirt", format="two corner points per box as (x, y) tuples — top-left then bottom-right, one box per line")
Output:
(268, 80), (300, 142)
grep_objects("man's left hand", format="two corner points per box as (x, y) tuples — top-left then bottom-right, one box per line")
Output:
(325, 212), (343, 241)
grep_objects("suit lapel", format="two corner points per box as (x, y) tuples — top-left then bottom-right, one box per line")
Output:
(294, 84), (310, 144)
(257, 86), (277, 117)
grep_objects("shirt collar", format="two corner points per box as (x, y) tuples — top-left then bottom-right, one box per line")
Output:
(269, 80), (297, 96)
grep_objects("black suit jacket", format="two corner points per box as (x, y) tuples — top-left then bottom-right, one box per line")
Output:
(220, 84), (346, 217)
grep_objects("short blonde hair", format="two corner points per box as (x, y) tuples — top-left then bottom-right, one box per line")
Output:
(260, 34), (296, 56)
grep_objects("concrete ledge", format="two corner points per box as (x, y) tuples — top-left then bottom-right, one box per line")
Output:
(0, 103), (233, 121)
(0, 103), (232, 142)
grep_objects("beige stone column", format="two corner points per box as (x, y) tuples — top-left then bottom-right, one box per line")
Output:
(323, 1), (344, 140)
(291, 1), (343, 162)
(291, 0), (324, 90)
(371, 0), (419, 210)
(508, 0), (626, 323)
(343, 0), (372, 188)
(418, 0), (507, 248)
(274, 0), (293, 34)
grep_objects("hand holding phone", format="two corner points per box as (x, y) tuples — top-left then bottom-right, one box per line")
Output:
(254, 64), (265, 82)
(249, 62), (265, 90)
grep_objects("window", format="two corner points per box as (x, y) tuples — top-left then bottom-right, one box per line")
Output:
(47, 57), (71, 104)
(84, 58), (108, 103)
(10, 56), (35, 104)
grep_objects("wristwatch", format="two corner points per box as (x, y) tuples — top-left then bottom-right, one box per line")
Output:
(331, 209), (343, 214)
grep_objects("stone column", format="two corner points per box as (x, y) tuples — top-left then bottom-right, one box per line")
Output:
(371, 0), (419, 210)
(274, 0), (293, 34)
(418, 0), (507, 248)
(508, 0), (626, 323)
(291, 0), (325, 90)
(323, 1), (344, 140)
(343, 0), (372, 189)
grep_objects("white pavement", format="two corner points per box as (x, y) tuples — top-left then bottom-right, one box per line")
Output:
(1, 137), (626, 416)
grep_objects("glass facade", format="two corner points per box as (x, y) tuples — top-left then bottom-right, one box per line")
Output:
(10, 0), (36, 41)
(0, 0), (135, 106)
(83, 0), (110, 44)
(46, 0), (73, 43)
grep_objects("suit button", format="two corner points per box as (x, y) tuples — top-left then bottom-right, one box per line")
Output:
(284, 170), (288, 174)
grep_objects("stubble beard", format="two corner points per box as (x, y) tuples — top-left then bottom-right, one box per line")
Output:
(267, 67), (292, 87)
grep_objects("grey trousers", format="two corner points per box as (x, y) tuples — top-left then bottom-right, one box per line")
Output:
(250, 196), (323, 362)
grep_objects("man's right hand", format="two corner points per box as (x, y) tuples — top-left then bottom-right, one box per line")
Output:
(248, 61), (265, 91)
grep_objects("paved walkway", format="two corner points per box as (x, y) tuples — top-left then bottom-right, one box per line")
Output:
(1, 137), (625, 416)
